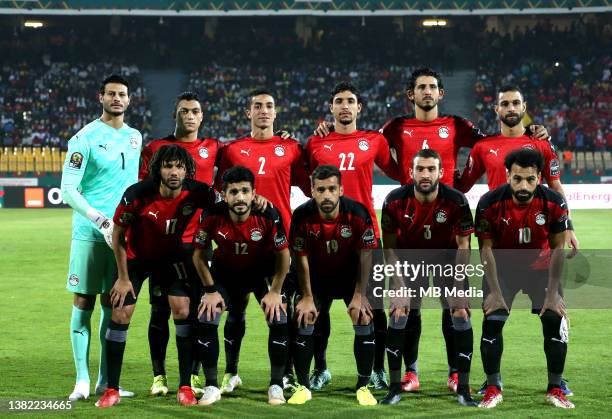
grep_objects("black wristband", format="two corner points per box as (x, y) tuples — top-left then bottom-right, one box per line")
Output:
(203, 284), (218, 294)
(567, 219), (574, 231)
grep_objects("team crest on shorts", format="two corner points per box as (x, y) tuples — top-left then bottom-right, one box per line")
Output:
(274, 145), (285, 157)
(119, 212), (133, 224)
(182, 205), (194, 216)
(535, 212), (547, 225)
(340, 225), (353, 238)
(196, 229), (208, 244)
(129, 136), (138, 149)
(438, 126), (450, 139)
(250, 228), (263, 241)
(199, 147), (209, 159)
(358, 139), (369, 151)
(69, 274), (79, 286)
(68, 152), (83, 169)
(435, 210), (448, 223)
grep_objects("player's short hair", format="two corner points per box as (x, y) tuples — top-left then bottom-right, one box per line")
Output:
(498, 85), (524, 101)
(407, 67), (444, 92)
(174, 91), (200, 112)
(504, 148), (544, 173)
(99, 74), (130, 95)
(148, 144), (196, 184)
(413, 148), (442, 169)
(311, 165), (342, 186)
(222, 166), (255, 191)
(329, 81), (365, 105)
(248, 88), (275, 105)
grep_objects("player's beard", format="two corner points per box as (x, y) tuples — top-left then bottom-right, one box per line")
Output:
(161, 176), (183, 190)
(501, 112), (524, 128)
(415, 97), (437, 112)
(337, 112), (355, 126)
(415, 178), (439, 194)
(513, 188), (534, 202)
(318, 199), (339, 214)
(103, 103), (125, 117)
(230, 201), (251, 216)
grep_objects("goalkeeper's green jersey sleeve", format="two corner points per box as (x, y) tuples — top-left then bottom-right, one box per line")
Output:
(61, 118), (142, 242)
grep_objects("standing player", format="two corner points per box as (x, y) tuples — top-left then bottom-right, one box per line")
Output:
(214, 89), (311, 391)
(288, 165), (379, 406)
(139, 91), (220, 396)
(455, 85), (579, 256)
(61, 74), (141, 401)
(475, 148), (573, 409)
(378, 149), (477, 406)
(315, 68), (548, 391)
(95, 145), (218, 408)
(193, 166), (291, 406)
(304, 82), (400, 390)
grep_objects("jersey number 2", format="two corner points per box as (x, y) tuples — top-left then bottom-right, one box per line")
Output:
(338, 153), (355, 171)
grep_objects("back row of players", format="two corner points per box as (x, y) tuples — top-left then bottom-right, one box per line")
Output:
(61, 68), (577, 409)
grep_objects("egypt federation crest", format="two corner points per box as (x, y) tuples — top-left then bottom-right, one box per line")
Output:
(199, 147), (209, 159)
(358, 139), (369, 151)
(129, 136), (139, 149)
(250, 228), (263, 241)
(438, 126), (450, 139)
(274, 145), (285, 157)
(340, 225), (352, 238)
(69, 274), (79, 286)
(535, 212), (546, 226)
(435, 210), (448, 223)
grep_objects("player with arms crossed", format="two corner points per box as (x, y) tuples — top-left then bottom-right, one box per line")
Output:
(61, 74), (141, 401)
(214, 89), (310, 392)
(95, 145), (217, 408)
(193, 166), (291, 406)
(475, 148), (573, 409)
(288, 165), (379, 406)
(304, 82), (399, 390)
(139, 91), (220, 396)
(379, 149), (477, 407)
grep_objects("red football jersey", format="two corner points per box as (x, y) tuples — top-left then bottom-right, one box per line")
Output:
(305, 130), (400, 238)
(381, 183), (474, 249)
(193, 203), (288, 274)
(139, 136), (221, 245)
(214, 135), (311, 234)
(114, 179), (217, 261)
(475, 184), (569, 251)
(455, 134), (561, 192)
(381, 115), (486, 187)
(290, 196), (378, 283)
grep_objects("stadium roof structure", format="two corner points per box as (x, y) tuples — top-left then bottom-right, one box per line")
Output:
(1, 0), (610, 16)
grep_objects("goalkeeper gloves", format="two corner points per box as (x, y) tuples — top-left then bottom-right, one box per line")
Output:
(87, 208), (114, 248)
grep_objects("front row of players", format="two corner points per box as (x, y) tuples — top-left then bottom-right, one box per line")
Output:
(96, 144), (574, 409)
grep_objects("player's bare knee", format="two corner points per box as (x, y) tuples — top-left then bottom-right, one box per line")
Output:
(111, 306), (134, 324)
(73, 293), (96, 310)
(168, 296), (190, 320)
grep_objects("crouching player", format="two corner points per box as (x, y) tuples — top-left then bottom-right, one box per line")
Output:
(193, 166), (291, 406)
(95, 145), (217, 408)
(476, 148), (573, 409)
(288, 165), (379, 406)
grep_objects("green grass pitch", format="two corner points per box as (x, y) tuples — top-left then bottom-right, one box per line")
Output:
(0, 209), (611, 418)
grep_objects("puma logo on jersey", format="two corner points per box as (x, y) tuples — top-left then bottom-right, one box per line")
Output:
(403, 130), (413, 137)
(404, 214), (414, 222)
(98, 144), (108, 151)
(323, 144), (334, 151)
(240, 149), (251, 156)
(218, 231), (229, 239)
(489, 148), (500, 156)
(148, 211), (159, 219)
(502, 217), (511, 225)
